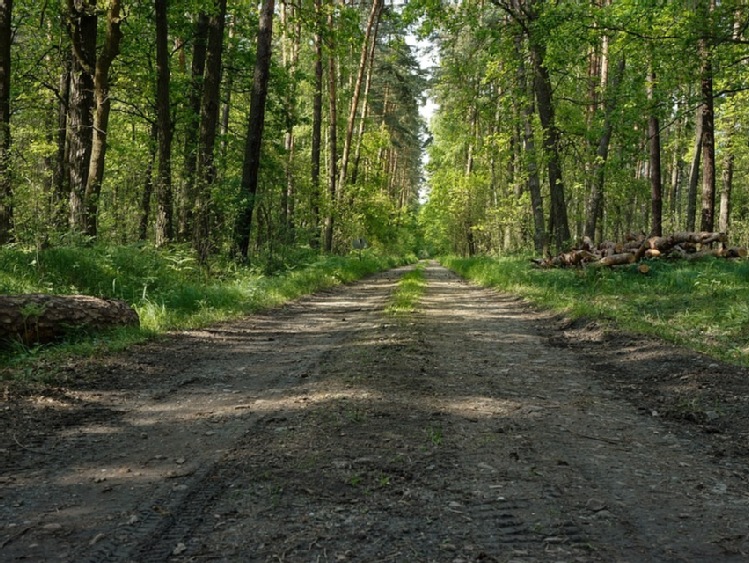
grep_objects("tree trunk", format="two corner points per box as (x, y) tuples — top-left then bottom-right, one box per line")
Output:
(66, 0), (97, 234)
(584, 56), (624, 241)
(139, 122), (158, 241)
(531, 40), (570, 250)
(350, 7), (379, 187)
(52, 52), (71, 231)
(323, 9), (338, 253)
(179, 12), (209, 240)
(647, 65), (662, 237)
(309, 0), (324, 248)
(515, 33), (545, 254)
(699, 42), (716, 233)
(686, 103), (702, 232)
(236, 0), (275, 260)
(84, 0), (123, 238)
(0, 0), (12, 244)
(154, 0), (173, 246)
(194, 0), (227, 260)
(281, 0), (301, 242)
(0, 294), (138, 347)
(337, 0), (383, 195)
(719, 152), (733, 234)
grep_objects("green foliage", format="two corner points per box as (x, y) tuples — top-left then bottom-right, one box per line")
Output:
(444, 255), (749, 366)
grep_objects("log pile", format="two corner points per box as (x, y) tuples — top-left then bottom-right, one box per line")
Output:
(0, 294), (139, 347)
(533, 231), (747, 269)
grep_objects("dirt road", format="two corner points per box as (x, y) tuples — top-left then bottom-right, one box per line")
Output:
(3, 262), (749, 562)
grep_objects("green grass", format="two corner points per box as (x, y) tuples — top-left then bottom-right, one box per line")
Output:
(0, 244), (415, 375)
(442, 254), (749, 366)
(385, 263), (426, 316)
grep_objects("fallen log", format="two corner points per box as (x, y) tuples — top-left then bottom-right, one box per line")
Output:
(535, 231), (739, 269)
(0, 294), (139, 346)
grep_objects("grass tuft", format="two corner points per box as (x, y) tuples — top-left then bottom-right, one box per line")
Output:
(385, 264), (426, 316)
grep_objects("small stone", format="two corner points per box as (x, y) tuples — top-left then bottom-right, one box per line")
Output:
(586, 498), (607, 512)
(173, 542), (187, 555)
(43, 523), (62, 530)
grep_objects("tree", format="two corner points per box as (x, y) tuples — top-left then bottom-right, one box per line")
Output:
(0, 0), (12, 244)
(154, 0), (173, 245)
(66, 0), (97, 233)
(236, 0), (275, 260)
(84, 0), (123, 238)
(194, 0), (227, 259)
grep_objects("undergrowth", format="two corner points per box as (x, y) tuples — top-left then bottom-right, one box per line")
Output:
(0, 244), (414, 375)
(443, 255), (749, 366)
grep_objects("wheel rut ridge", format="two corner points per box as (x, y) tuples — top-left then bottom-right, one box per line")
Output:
(76, 453), (241, 563)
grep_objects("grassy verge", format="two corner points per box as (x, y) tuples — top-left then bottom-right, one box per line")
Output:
(0, 245), (414, 375)
(385, 263), (426, 316)
(443, 255), (749, 366)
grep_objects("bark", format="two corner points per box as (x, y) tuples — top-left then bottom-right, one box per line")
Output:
(281, 0), (301, 240)
(310, 0), (323, 248)
(584, 56), (625, 241)
(0, 0), (12, 244)
(236, 0), (275, 260)
(350, 9), (379, 188)
(179, 13), (209, 240)
(699, 46), (716, 233)
(686, 103), (702, 232)
(154, 0), (173, 246)
(194, 0), (227, 260)
(337, 0), (383, 194)
(719, 153), (733, 234)
(323, 9), (338, 253)
(0, 294), (138, 347)
(84, 0), (123, 238)
(52, 52), (71, 231)
(648, 66), (662, 237)
(66, 0), (97, 234)
(139, 122), (158, 241)
(515, 33), (545, 254)
(531, 40), (570, 250)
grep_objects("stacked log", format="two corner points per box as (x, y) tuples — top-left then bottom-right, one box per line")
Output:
(0, 294), (139, 347)
(533, 232), (747, 269)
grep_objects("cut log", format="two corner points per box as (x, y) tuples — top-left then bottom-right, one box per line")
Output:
(0, 294), (139, 346)
(590, 252), (636, 267)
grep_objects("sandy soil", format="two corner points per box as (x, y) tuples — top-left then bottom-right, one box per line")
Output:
(2, 261), (749, 562)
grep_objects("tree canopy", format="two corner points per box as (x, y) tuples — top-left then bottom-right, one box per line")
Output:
(2, 0), (749, 262)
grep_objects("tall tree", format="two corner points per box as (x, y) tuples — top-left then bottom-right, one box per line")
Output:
(0, 0), (12, 244)
(84, 0), (123, 238)
(337, 0), (383, 194)
(236, 0), (275, 260)
(310, 0), (324, 247)
(154, 0), (173, 245)
(699, 1), (717, 233)
(66, 0), (97, 233)
(323, 7), (338, 253)
(648, 64), (663, 236)
(179, 12), (209, 240)
(194, 0), (227, 259)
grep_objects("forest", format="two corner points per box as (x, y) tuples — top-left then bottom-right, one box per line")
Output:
(0, 1), (746, 263)
(421, 0), (749, 258)
(0, 0), (424, 262)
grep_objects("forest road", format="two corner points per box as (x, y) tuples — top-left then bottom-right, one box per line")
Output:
(2, 261), (749, 562)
